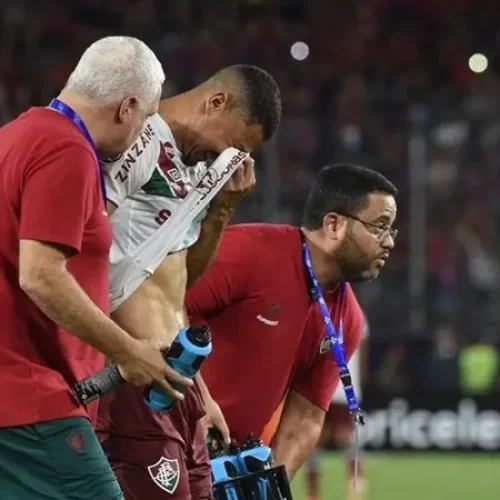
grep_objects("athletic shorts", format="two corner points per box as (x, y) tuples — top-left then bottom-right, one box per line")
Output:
(97, 382), (212, 500)
(0, 416), (123, 500)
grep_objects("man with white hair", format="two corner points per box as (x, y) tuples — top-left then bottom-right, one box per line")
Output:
(0, 36), (190, 500)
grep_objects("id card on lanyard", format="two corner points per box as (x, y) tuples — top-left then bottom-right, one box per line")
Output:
(48, 99), (107, 203)
(302, 238), (365, 486)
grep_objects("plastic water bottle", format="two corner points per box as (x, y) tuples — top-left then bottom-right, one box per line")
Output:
(144, 325), (212, 411)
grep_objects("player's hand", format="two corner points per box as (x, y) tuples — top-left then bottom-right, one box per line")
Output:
(201, 395), (231, 445)
(212, 156), (256, 212)
(117, 338), (193, 399)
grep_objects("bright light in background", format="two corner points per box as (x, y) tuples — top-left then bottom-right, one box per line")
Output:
(469, 53), (488, 73)
(290, 41), (309, 61)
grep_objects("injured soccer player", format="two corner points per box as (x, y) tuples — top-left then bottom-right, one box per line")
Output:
(96, 65), (282, 500)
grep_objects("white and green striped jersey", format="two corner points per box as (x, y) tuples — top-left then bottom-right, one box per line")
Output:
(103, 113), (207, 307)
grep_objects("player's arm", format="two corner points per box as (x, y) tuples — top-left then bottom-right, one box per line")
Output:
(186, 158), (255, 287)
(272, 287), (365, 478)
(19, 142), (189, 394)
(195, 372), (231, 444)
(19, 143), (134, 361)
(186, 203), (232, 288)
(20, 240), (137, 363)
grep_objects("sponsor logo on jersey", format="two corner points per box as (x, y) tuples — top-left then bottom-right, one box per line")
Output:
(142, 141), (193, 199)
(256, 303), (281, 327)
(256, 314), (279, 327)
(112, 122), (155, 183)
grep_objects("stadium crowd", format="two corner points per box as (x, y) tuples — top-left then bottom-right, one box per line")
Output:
(1, 0), (500, 393)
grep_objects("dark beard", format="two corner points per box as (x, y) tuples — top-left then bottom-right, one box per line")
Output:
(335, 236), (377, 283)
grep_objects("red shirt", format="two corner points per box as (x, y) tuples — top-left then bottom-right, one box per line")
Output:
(0, 108), (112, 427)
(186, 224), (364, 443)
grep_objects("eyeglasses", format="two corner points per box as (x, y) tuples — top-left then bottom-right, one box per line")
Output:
(341, 213), (398, 241)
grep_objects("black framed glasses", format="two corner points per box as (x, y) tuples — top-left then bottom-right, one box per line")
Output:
(341, 213), (398, 241)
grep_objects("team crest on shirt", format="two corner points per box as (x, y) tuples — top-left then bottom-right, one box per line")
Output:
(147, 457), (180, 494)
(268, 303), (280, 313)
(155, 141), (192, 198)
(163, 141), (176, 159)
(66, 431), (85, 452)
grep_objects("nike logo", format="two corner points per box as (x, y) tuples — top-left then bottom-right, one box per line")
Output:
(256, 314), (279, 327)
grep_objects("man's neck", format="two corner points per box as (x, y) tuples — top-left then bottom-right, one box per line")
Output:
(300, 227), (342, 290)
(158, 91), (199, 154)
(54, 91), (107, 152)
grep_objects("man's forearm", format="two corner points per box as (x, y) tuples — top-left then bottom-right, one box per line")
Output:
(186, 204), (232, 287)
(269, 390), (325, 479)
(21, 266), (136, 364)
(272, 420), (323, 479)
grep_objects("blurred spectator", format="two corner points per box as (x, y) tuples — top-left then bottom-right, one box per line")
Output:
(459, 329), (499, 394)
(374, 344), (408, 394)
(426, 324), (460, 391)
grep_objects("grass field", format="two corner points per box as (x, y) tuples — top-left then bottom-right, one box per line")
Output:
(291, 452), (500, 500)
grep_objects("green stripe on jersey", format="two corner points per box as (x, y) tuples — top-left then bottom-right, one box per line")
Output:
(141, 168), (175, 198)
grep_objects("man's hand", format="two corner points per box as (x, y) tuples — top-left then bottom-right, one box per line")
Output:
(196, 373), (231, 445)
(117, 338), (193, 400)
(212, 157), (256, 213)
(201, 395), (231, 445)
(186, 156), (255, 286)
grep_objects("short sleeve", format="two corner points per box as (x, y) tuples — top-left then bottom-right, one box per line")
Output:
(103, 123), (158, 207)
(20, 141), (98, 254)
(291, 285), (364, 411)
(185, 227), (255, 322)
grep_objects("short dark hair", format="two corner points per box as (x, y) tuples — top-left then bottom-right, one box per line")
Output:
(302, 164), (398, 230)
(213, 65), (281, 141)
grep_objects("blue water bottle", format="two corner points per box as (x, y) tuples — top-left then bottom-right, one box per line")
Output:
(144, 325), (212, 411)
(237, 435), (275, 499)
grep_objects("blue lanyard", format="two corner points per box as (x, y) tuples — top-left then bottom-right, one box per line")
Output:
(48, 99), (107, 203)
(302, 240), (365, 426)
